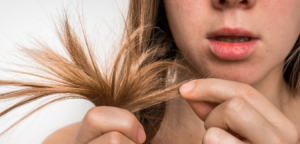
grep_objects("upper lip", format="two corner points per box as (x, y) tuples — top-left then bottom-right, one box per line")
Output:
(207, 27), (259, 39)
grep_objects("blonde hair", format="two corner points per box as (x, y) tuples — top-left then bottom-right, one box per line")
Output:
(0, 0), (299, 143)
(0, 1), (194, 143)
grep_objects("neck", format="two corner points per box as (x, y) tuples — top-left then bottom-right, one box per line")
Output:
(251, 62), (293, 111)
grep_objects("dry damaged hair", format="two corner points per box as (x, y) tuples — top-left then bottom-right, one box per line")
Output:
(0, 0), (300, 143)
(0, 1), (196, 143)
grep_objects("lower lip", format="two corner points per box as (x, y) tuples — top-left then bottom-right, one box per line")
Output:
(208, 39), (258, 60)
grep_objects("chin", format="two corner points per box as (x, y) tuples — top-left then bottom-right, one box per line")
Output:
(212, 73), (258, 85)
(180, 53), (271, 86)
(197, 63), (267, 85)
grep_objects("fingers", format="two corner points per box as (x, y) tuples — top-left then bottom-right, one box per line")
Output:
(88, 131), (136, 144)
(203, 127), (244, 144)
(180, 79), (293, 130)
(180, 78), (299, 142)
(204, 97), (278, 143)
(72, 106), (146, 144)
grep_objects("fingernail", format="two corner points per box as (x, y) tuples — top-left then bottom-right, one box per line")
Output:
(180, 81), (196, 94)
(137, 126), (146, 143)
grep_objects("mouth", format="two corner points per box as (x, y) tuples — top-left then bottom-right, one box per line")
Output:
(214, 36), (252, 43)
(207, 27), (258, 39)
(207, 28), (259, 60)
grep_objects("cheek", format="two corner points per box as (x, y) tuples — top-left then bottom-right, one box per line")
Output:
(262, 0), (296, 16)
(257, 0), (300, 62)
(164, 0), (211, 70)
(164, 0), (209, 46)
(261, 0), (300, 32)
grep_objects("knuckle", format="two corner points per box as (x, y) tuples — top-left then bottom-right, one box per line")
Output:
(223, 97), (246, 115)
(84, 107), (105, 128)
(84, 107), (138, 131)
(203, 127), (222, 144)
(119, 110), (138, 130)
(106, 132), (127, 144)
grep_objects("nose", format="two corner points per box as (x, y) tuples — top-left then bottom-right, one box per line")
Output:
(212, 0), (256, 9)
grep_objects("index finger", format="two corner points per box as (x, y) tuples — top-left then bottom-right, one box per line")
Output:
(179, 78), (293, 130)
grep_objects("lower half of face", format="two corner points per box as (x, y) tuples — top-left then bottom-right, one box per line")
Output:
(177, 39), (286, 85)
(164, 0), (300, 85)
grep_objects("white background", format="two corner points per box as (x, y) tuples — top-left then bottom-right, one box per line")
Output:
(0, 0), (129, 143)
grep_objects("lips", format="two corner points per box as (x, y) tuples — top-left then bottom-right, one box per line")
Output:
(207, 28), (259, 60)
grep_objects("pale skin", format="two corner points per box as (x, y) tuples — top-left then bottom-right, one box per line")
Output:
(43, 0), (300, 143)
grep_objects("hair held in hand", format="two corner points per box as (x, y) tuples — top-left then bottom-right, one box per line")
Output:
(1, 1), (300, 143)
(0, 1), (196, 143)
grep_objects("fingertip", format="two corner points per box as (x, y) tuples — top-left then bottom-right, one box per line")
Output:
(137, 126), (146, 143)
(180, 80), (196, 95)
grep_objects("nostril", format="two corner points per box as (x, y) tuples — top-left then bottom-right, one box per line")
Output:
(213, 0), (256, 9)
(241, 0), (248, 4)
(219, 0), (246, 5)
(219, 0), (226, 4)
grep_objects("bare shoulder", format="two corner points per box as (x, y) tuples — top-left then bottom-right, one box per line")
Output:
(42, 122), (81, 144)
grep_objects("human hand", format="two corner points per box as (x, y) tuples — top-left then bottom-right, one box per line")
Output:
(71, 106), (146, 144)
(180, 78), (299, 143)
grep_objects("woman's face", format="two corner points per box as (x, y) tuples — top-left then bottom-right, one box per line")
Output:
(164, 0), (300, 85)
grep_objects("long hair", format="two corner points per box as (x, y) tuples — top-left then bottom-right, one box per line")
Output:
(0, 1), (194, 143)
(0, 0), (300, 143)
(284, 35), (300, 93)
